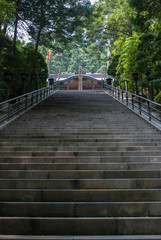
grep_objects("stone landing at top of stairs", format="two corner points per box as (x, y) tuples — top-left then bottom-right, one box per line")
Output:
(0, 90), (161, 240)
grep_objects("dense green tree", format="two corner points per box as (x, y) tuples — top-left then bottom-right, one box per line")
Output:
(49, 43), (107, 74)
(0, 0), (15, 31)
(27, 0), (92, 52)
(128, 0), (161, 31)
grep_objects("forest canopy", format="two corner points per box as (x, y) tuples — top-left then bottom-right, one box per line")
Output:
(1, 0), (161, 102)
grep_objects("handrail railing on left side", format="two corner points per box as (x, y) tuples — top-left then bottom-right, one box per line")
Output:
(103, 82), (161, 130)
(0, 82), (59, 127)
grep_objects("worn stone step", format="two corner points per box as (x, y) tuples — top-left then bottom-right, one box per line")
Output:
(1, 201), (161, 217)
(1, 131), (157, 137)
(1, 138), (161, 143)
(0, 201), (154, 217)
(0, 170), (160, 179)
(1, 178), (161, 189)
(1, 151), (161, 158)
(0, 235), (161, 240)
(1, 128), (156, 133)
(0, 142), (161, 147)
(0, 156), (160, 164)
(1, 146), (161, 152)
(2, 125), (154, 130)
(2, 130), (155, 136)
(1, 162), (161, 171)
(0, 217), (161, 235)
(1, 189), (161, 202)
(1, 135), (161, 140)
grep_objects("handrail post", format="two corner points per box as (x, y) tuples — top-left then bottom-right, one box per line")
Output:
(18, 98), (21, 114)
(114, 88), (116, 98)
(31, 93), (34, 106)
(101, 80), (103, 90)
(36, 91), (38, 103)
(118, 89), (120, 100)
(40, 89), (42, 100)
(126, 92), (128, 106)
(148, 101), (151, 121)
(132, 95), (134, 110)
(25, 95), (28, 110)
(7, 103), (10, 121)
(139, 97), (142, 115)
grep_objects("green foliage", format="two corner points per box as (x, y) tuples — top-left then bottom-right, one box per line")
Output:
(89, 0), (161, 100)
(0, 0), (15, 25)
(117, 32), (140, 75)
(25, 0), (93, 51)
(108, 55), (120, 76)
(0, 32), (48, 101)
(49, 43), (107, 74)
(128, 0), (161, 31)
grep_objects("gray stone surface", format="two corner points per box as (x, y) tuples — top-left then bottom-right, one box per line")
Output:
(0, 90), (161, 238)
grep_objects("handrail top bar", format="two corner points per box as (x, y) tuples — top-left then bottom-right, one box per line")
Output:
(0, 86), (54, 106)
(104, 83), (161, 107)
(0, 82), (59, 127)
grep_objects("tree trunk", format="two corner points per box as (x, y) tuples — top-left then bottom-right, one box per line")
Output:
(13, 12), (18, 53)
(35, 25), (43, 52)
(13, 0), (21, 54)
(3, 24), (8, 34)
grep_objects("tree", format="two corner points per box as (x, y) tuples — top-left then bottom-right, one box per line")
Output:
(128, 0), (161, 31)
(26, 0), (92, 52)
(0, 0), (15, 33)
(47, 42), (107, 74)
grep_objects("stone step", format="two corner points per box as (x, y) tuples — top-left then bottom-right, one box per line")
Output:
(1, 201), (161, 217)
(1, 146), (161, 152)
(0, 156), (159, 163)
(0, 142), (160, 147)
(0, 235), (161, 240)
(0, 217), (161, 235)
(0, 162), (161, 170)
(1, 138), (161, 143)
(2, 124), (154, 129)
(2, 130), (154, 135)
(1, 130), (156, 136)
(1, 135), (161, 140)
(2, 126), (156, 131)
(0, 151), (161, 157)
(1, 178), (161, 189)
(0, 170), (160, 179)
(0, 189), (161, 202)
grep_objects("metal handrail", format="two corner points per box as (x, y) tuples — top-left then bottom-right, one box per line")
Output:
(0, 82), (59, 126)
(103, 82), (161, 130)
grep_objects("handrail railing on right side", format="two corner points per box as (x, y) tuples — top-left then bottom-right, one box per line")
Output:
(103, 82), (161, 130)
(0, 82), (59, 127)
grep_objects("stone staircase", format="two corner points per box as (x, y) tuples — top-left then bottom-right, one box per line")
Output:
(0, 90), (161, 239)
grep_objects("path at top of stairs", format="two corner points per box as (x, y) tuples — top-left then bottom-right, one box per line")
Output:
(0, 90), (161, 240)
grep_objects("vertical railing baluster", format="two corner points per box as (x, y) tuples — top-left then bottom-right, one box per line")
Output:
(118, 89), (120, 100)
(25, 95), (28, 110)
(122, 91), (124, 103)
(148, 101), (151, 121)
(36, 91), (38, 103)
(31, 93), (34, 106)
(132, 95), (134, 110)
(18, 98), (21, 114)
(139, 97), (142, 115)
(7, 102), (10, 121)
(126, 92), (128, 106)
